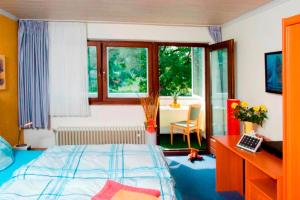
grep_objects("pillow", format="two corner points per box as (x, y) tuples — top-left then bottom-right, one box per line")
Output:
(92, 180), (160, 200)
(112, 190), (160, 200)
(0, 136), (14, 171)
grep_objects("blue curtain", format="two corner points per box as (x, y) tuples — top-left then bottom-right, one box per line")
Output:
(18, 20), (49, 128)
(208, 26), (222, 43)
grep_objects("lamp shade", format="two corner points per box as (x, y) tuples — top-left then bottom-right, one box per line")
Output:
(227, 99), (240, 135)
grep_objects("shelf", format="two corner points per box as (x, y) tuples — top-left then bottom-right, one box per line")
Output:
(248, 178), (277, 200)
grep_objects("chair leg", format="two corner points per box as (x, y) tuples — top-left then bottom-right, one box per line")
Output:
(187, 134), (191, 148)
(197, 128), (202, 146)
(170, 126), (173, 145)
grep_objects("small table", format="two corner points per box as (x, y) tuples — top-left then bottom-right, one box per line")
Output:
(159, 106), (189, 134)
(159, 105), (205, 134)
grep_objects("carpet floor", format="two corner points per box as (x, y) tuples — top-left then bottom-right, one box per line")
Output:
(166, 155), (244, 200)
(160, 134), (206, 150)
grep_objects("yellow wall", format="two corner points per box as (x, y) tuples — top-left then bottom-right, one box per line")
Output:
(0, 14), (18, 145)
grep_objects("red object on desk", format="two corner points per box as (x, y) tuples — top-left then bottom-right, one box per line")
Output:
(227, 99), (240, 135)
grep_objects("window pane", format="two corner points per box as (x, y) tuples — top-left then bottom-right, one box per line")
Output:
(159, 46), (192, 96)
(88, 46), (98, 98)
(211, 49), (228, 94)
(107, 47), (148, 98)
(210, 48), (228, 136)
(192, 47), (205, 96)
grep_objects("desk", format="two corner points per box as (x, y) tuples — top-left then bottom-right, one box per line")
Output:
(214, 135), (283, 200)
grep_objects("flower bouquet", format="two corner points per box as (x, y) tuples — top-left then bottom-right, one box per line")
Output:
(231, 101), (268, 133)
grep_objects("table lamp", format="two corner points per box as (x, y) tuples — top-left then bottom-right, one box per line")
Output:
(15, 122), (32, 150)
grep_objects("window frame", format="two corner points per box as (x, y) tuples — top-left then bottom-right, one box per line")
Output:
(88, 41), (208, 105)
(88, 41), (154, 105)
(88, 41), (102, 105)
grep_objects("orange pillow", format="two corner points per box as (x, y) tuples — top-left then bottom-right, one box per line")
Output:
(92, 180), (161, 200)
(112, 189), (160, 200)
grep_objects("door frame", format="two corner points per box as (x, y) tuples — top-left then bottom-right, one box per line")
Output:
(153, 42), (210, 155)
(153, 40), (235, 155)
(205, 39), (235, 153)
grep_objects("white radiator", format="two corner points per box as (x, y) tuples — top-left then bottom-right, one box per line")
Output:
(54, 126), (145, 145)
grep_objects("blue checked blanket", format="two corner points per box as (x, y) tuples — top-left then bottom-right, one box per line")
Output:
(12, 144), (171, 180)
(0, 144), (176, 200)
(0, 177), (175, 200)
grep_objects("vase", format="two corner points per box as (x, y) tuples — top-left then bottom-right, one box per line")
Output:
(145, 130), (157, 145)
(243, 121), (256, 134)
(173, 98), (178, 105)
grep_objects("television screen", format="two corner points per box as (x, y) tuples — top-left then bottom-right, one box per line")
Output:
(265, 51), (282, 94)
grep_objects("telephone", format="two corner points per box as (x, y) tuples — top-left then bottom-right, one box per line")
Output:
(236, 133), (263, 153)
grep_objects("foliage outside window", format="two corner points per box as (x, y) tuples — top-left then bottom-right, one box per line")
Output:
(159, 46), (204, 97)
(107, 47), (148, 98)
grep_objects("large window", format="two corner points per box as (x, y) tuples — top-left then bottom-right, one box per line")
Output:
(87, 41), (153, 104)
(87, 41), (206, 104)
(158, 45), (205, 97)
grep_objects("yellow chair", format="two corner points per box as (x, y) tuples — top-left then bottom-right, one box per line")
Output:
(170, 104), (202, 148)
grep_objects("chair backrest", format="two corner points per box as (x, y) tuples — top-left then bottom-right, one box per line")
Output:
(187, 104), (201, 122)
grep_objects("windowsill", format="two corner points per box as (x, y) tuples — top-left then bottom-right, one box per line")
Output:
(159, 96), (204, 100)
(159, 96), (205, 107)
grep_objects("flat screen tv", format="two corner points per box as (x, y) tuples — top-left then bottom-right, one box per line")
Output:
(265, 51), (282, 94)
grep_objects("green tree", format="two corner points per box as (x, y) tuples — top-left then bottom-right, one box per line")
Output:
(108, 47), (147, 94)
(159, 46), (192, 96)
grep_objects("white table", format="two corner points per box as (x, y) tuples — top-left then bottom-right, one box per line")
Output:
(159, 105), (205, 134)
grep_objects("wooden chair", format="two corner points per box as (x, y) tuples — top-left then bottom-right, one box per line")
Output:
(170, 104), (202, 148)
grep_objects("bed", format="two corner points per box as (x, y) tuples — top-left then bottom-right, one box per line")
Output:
(0, 144), (176, 200)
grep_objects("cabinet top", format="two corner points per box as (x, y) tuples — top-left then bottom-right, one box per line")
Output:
(213, 135), (282, 179)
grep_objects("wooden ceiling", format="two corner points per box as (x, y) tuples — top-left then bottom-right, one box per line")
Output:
(0, 0), (272, 25)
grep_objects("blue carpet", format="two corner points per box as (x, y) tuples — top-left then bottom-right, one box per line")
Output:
(0, 150), (43, 186)
(166, 155), (244, 200)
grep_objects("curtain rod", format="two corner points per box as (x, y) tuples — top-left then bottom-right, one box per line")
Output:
(20, 18), (221, 28)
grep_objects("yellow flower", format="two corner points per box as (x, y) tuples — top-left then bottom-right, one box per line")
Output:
(241, 101), (249, 108)
(231, 103), (238, 109)
(253, 106), (260, 112)
(260, 105), (267, 112)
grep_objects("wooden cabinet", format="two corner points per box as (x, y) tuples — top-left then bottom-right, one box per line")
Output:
(245, 161), (282, 200)
(214, 136), (282, 200)
(210, 137), (216, 155)
(283, 14), (300, 200)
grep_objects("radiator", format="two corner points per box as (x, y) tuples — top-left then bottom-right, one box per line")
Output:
(54, 126), (145, 145)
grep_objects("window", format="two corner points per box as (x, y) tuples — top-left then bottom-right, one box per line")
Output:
(87, 41), (153, 104)
(88, 45), (98, 98)
(106, 47), (148, 98)
(87, 41), (206, 104)
(158, 45), (205, 97)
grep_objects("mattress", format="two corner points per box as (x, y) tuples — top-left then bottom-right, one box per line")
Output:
(0, 144), (176, 200)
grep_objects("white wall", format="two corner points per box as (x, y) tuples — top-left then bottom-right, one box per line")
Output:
(87, 23), (213, 42)
(222, 0), (300, 140)
(25, 23), (213, 148)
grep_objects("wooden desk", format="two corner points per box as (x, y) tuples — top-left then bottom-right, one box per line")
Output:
(214, 135), (283, 200)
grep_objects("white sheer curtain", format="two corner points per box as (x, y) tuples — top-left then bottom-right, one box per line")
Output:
(49, 22), (90, 116)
